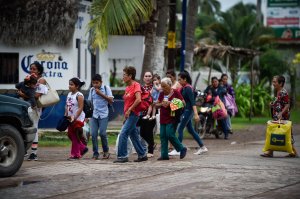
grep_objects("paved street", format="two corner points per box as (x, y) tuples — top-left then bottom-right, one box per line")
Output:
(0, 125), (299, 199)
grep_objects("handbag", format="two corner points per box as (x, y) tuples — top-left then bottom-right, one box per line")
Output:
(56, 116), (71, 132)
(224, 94), (238, 116)
(212, 96), (227, 120)
(263, 120), (293, 153)
(37, 82), (60, 108)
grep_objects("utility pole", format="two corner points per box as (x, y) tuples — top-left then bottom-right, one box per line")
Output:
(167, 0), (176, 71)
(180, 0), (187, 72)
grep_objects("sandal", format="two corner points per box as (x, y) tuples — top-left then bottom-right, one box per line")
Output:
(285, 153), (298, 158)
(102, 152), (110, 159)
(260, 153), (273, 158)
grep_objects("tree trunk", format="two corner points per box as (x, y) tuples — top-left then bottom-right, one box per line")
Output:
(140, 8), (158, 80)
(184, 0), (199, 73)
(152, 0), (169, 77)
(208, 59), (214, 86)
(256, 0), (262, 24)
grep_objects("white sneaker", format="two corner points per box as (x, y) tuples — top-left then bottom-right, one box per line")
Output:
(143, 115), (150, 120)
(147, 153), (154, 158)
(194, 146), (208, 155)
(168, 149), (180, 156)
(149, 116), (156, 120)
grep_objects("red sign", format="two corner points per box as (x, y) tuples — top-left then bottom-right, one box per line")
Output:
(267, 17), (299, 26)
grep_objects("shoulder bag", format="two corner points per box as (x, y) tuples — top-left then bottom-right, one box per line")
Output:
(37, 82), (60, 108)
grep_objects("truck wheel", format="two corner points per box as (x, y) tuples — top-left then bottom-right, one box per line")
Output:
(0, 124), (24, 177)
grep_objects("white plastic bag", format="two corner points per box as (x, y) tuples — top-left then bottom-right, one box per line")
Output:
(115, 133), (133, 157)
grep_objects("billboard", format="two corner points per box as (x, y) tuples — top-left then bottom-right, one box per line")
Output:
(266, 0), (300, 41)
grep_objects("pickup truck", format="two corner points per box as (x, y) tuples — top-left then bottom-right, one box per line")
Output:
(0, 94), (37, 177)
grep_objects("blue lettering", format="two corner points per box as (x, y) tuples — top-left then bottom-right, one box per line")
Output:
(41, 61), (45, 68)
(21, 55), (33, 73)
(62, 62), (68, 69)
(54, 62), (60, 69)
(21, 55), (68, 79)
(47, 62), (53, 69)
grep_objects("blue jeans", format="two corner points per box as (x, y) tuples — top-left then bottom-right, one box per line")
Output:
(90, 117), (109, 156)
(219, 116), (229, 138)
(177, 109), (204, 147)
(117, 113), (146, 159)
(225, 114), (231, 130)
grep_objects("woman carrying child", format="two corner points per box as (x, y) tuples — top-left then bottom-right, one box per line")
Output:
(138, 71), (157, 158)
(17, 62), (48, 161)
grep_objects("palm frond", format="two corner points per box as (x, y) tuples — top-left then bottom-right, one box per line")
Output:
(88, 0), (153, 50)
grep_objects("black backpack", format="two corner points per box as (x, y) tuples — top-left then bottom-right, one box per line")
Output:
(77, 92), (93, 118)
(104, 85), (114, 112)
(83, 99), (93, 118)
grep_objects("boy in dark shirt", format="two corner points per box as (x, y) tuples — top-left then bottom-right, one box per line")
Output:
(16, 74), (38, 108)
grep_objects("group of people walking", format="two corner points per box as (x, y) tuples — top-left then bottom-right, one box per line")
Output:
(16, 63), (297, 162)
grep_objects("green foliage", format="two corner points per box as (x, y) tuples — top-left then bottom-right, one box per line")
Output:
(88, 0), (153, 50)
(259, 49), (287, 85)
(234, 79), (272, 118)
(198, 0), (221, 16)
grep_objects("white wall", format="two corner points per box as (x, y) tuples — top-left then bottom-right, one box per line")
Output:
(98, 35), (145, 86)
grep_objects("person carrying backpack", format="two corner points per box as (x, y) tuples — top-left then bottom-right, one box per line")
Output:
(169, 71), (208, 156)
(88, 74), (114, 160)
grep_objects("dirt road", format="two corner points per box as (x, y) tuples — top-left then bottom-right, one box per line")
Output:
(0, 124), (299, 199)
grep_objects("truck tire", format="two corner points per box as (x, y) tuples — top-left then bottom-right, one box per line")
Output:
(0, 124), (25, 177)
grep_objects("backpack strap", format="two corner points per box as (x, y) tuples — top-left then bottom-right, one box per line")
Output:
(104, 85), (107, 95)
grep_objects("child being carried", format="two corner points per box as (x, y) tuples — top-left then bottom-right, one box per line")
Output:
(143, 74), (161, 120)
(15, 74), (38, 109)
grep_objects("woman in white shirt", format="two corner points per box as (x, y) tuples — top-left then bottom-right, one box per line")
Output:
(23, 62), (48, 161)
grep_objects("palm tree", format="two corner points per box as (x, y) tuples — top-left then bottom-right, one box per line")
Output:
(206, 2), (274, 81)
(140, 8), (158, 79)
(184, 0), (220, 73)
(139, 0), (169, 79)
(88, 0), (153, 50)
(151, 0), (169, 78)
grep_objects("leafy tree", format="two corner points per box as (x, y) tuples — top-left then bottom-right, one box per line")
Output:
(205, 2), (274, 82)
(259, 49), (287, 90)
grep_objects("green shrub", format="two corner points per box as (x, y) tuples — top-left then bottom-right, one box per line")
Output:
(234, 79), (272, 118)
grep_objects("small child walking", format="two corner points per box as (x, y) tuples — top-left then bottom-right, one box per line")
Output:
(143, 74), (161, 120)
(65, 77), (88, 160)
